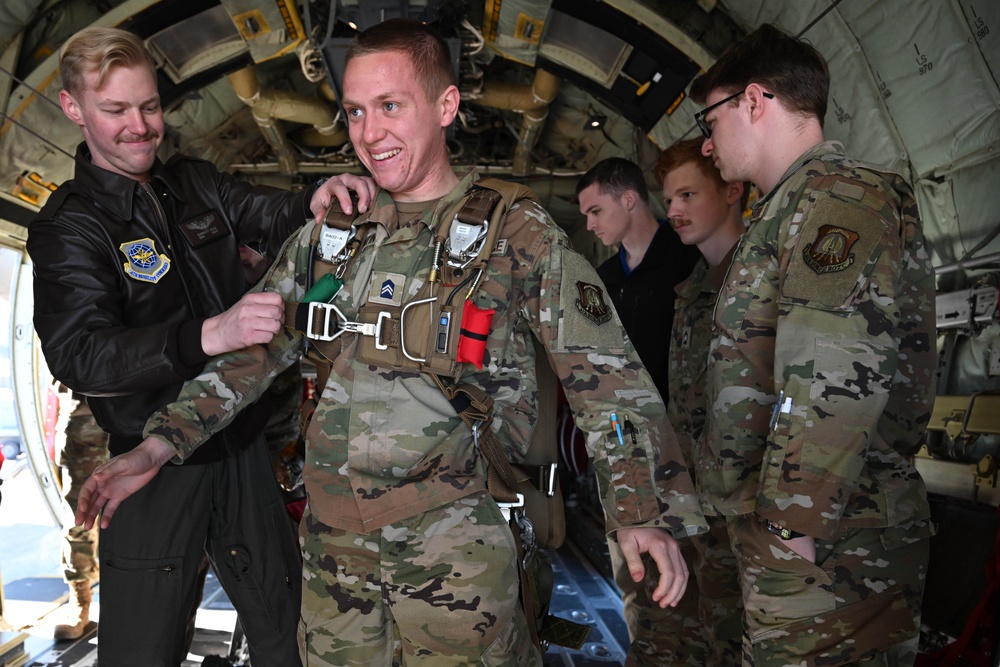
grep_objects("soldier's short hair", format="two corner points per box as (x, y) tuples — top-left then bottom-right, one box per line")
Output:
(575, 157), (649, 204)
(656, 138), (751, 210)
(60, 27), (156, 100)
(347, 19), (455, 104)
(655, 138), (725, 188)
(690, 23), (829, 128)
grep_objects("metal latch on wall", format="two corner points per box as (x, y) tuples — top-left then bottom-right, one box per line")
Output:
(927, 393), (1000, 442)
(976, 454), (998, 490)
(920, 394), (1000, 505)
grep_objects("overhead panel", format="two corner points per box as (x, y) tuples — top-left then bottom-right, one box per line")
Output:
(338, 0), (436, 32)
(839, 1), (1000, 179)
(482, 0), (551, 66)
(535, 0), (701, 134)
(539, 11), (631, 88)
(220, 0), (306, 63)
(146, 5), (246, 82)
(958, 0), (1000, 90)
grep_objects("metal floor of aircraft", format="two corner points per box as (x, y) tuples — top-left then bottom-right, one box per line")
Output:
(5, 531), (631, 666)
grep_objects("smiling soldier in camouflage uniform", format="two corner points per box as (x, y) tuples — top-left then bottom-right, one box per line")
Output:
(77, 19), (708, 667)
(690, 24), (936, 667)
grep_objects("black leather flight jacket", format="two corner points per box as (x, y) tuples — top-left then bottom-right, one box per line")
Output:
(28, 144), (311, 463)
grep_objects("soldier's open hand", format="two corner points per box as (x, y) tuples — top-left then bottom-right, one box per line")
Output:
(616, 526), (689, 608)
(75, 437), (177, 530)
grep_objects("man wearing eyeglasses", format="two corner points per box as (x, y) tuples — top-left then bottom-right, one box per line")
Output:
(689, 24), (935, 667)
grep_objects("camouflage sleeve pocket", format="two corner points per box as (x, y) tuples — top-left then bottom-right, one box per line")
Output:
(605, 429), (662, 524)
(781, 196), (889, 311)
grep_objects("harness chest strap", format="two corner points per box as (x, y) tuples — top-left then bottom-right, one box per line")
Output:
(280, 180), (558, 500)
(282, 181), (558, 508)
(284, 179), (535, 376)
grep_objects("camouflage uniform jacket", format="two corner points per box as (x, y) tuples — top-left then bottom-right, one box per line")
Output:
(145, 170), (707, 537)
(667, 248), (736, 517)
(703, 141), (936, 541)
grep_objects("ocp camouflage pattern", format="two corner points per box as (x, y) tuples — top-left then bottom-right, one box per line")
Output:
(55, 393), (107, 582)
(701, 140), (936, 540)
(619, 517), (742, 667)
(654, 252), (744, 666)
(669, 251), (736, 517)
(145, 168), (707, 540)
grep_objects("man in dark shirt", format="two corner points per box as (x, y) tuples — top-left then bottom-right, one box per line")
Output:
(577, 158), (700, 399)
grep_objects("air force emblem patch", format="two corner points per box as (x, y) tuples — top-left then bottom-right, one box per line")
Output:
(119, 238), (170, 283)
(803, 224), (859, 274)
(575, 281), (612, 325)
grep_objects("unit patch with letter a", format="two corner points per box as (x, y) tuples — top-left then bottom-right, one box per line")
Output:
(575, 281), (612, 325)
(803, 224), (860, 274)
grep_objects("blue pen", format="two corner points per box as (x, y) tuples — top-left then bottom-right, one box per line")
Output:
(610, 412), (625, 446)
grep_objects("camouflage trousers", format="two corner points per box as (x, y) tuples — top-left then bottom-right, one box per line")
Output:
(298, 491), (541, 666)
(727, 514), (931, 667)
(54, 395), (107, 584)
(610, 515), (743, 666)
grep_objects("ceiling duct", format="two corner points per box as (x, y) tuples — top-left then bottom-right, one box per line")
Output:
(227, 65), (346, 174)
(465, 68), (561, 176)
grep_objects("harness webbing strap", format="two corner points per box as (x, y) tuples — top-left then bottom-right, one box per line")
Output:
(451, 188), (502, 229)
(430, 374), (528, 505)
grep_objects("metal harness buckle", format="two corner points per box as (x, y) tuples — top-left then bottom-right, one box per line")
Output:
(306, 302), (388, 346)
(446, 218), (489, 269)
(400, 296), (438, 362)
(497, 493), (525, 524)
(470, 421), (525, 523)
(306, 302), (347, 341)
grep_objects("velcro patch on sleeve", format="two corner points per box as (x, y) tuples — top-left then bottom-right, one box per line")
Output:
(558, 250), (627, 350)
(782, 197), (887, 310)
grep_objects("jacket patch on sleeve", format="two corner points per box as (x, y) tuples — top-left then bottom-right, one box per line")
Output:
(119, 237), (171, 283)
(803, 224), (859, 274)
(575, 282), (612, 325)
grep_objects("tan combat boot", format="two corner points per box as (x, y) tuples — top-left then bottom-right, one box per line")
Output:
(54, 580), (93, 641)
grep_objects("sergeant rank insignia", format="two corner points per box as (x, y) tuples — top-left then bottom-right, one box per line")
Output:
(803, 224), (859, 274)
(119, 237), (171, 283)
(575, 281), (612, 325)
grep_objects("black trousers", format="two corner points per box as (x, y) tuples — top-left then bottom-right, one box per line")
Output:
(97, 437), (302, 667)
